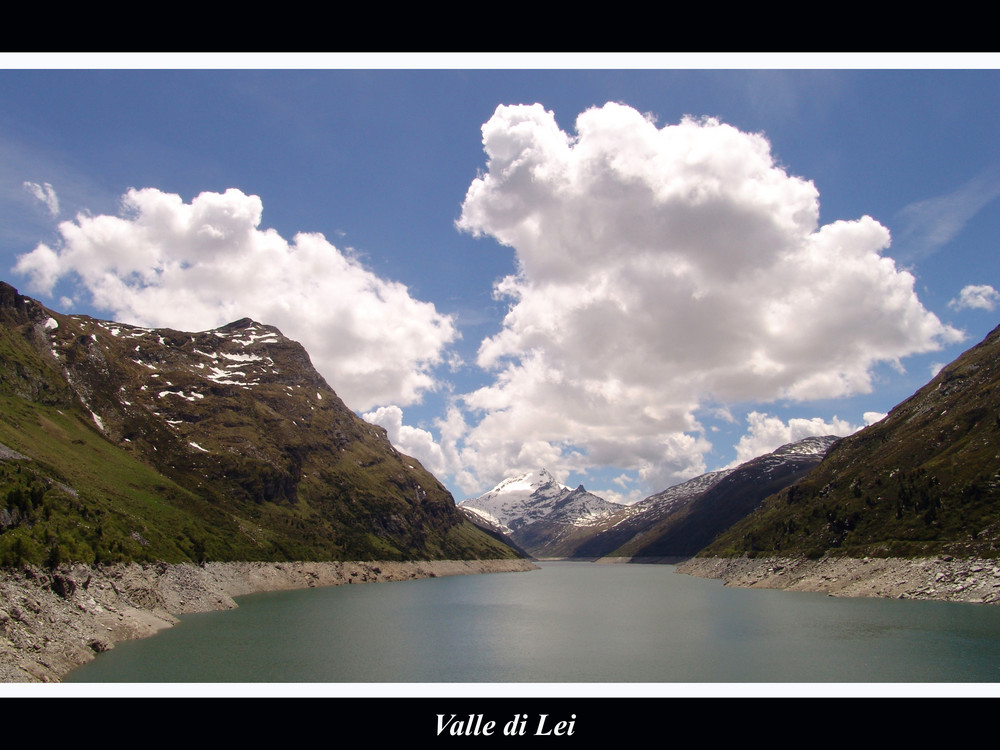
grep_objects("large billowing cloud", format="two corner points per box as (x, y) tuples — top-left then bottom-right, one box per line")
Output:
(453, 102), (963, 491)
(15, 187), (457, 411)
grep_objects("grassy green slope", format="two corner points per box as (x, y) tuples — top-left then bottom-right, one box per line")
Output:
(0, 284), (519, 566)
(0, 395), (256, 565)
(702, 325), (1000, 560)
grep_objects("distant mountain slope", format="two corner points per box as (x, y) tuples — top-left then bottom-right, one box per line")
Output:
(570, 468), (735, 559)
(458, 507), (534, 559)
(459, 469), (623, 557)
(0, 282), (519, 566)
(573, 436), (837, 560)
(460, 469), (573, 533)
(508, 484), (628, 558)
(617, 436), (838, 559)
(703, 324), (1000, 559)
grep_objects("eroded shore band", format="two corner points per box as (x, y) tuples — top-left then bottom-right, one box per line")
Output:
(0, 558), (538, 683)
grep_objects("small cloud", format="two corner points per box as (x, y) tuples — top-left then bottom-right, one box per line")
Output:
(863, 411), (887, 425)
(929, 362), (946, 378)
(23, 181), (60, 217)
(949, 284), (1000, 312)
(896, 166), (1000, 259)
(608, 490), (644, 506)
(705, 406), (736, 424)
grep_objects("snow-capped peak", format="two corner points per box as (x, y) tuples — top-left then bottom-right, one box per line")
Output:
(487, 468), (567, 495)
(459, 468), (572, 530)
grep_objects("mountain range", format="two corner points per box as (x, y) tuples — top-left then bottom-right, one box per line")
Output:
(460, 437), (837, 559)
(3, 277), (998, 570)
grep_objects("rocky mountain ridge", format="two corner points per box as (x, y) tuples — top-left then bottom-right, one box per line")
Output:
(460, 468), (625, 531)
(0, 282), (519, 565)
(569, 435), (839, 560)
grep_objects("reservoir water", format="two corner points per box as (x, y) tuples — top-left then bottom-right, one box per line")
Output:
(65, 561), (1000, 683)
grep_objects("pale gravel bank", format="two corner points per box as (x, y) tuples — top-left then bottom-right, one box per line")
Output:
(678, 555), (1000, 605)
(0, 558), (538, 683)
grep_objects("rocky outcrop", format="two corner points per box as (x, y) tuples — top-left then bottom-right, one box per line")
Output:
(678, 555), (1000, 605)
(0, 558), (538, 683)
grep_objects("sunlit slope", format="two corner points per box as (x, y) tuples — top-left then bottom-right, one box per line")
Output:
(0, 282), (519, 565)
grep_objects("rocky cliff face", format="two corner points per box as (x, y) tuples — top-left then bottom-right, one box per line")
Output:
(0, 282), (519, 565)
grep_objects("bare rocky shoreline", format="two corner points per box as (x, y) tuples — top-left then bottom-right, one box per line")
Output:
(678, 555), (1000, 605)
(7, 554), (996, 683)
(0, 558), (538, 683)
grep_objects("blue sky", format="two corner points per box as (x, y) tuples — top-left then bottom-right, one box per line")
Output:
(2, 57), (998, 502)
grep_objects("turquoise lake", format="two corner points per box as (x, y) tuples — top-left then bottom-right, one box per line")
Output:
(65, 561), (1000, 683)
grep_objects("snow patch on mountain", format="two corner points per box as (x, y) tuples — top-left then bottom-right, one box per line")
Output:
(771, 435), (839, 457)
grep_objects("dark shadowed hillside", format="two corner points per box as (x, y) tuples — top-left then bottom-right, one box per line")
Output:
(703, 324), (1000, 559)
(571, 437), (836, 560)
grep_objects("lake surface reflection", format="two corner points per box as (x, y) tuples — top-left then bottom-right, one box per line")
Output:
(66, 561), (1000, 682)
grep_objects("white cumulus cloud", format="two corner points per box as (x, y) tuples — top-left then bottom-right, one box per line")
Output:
(949, 284), (1000, 311)
(453, 102), (962, 491)
(14, 187), (457, 411)
(730, 411), (860, 466)
(362, 405), (448, 478)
